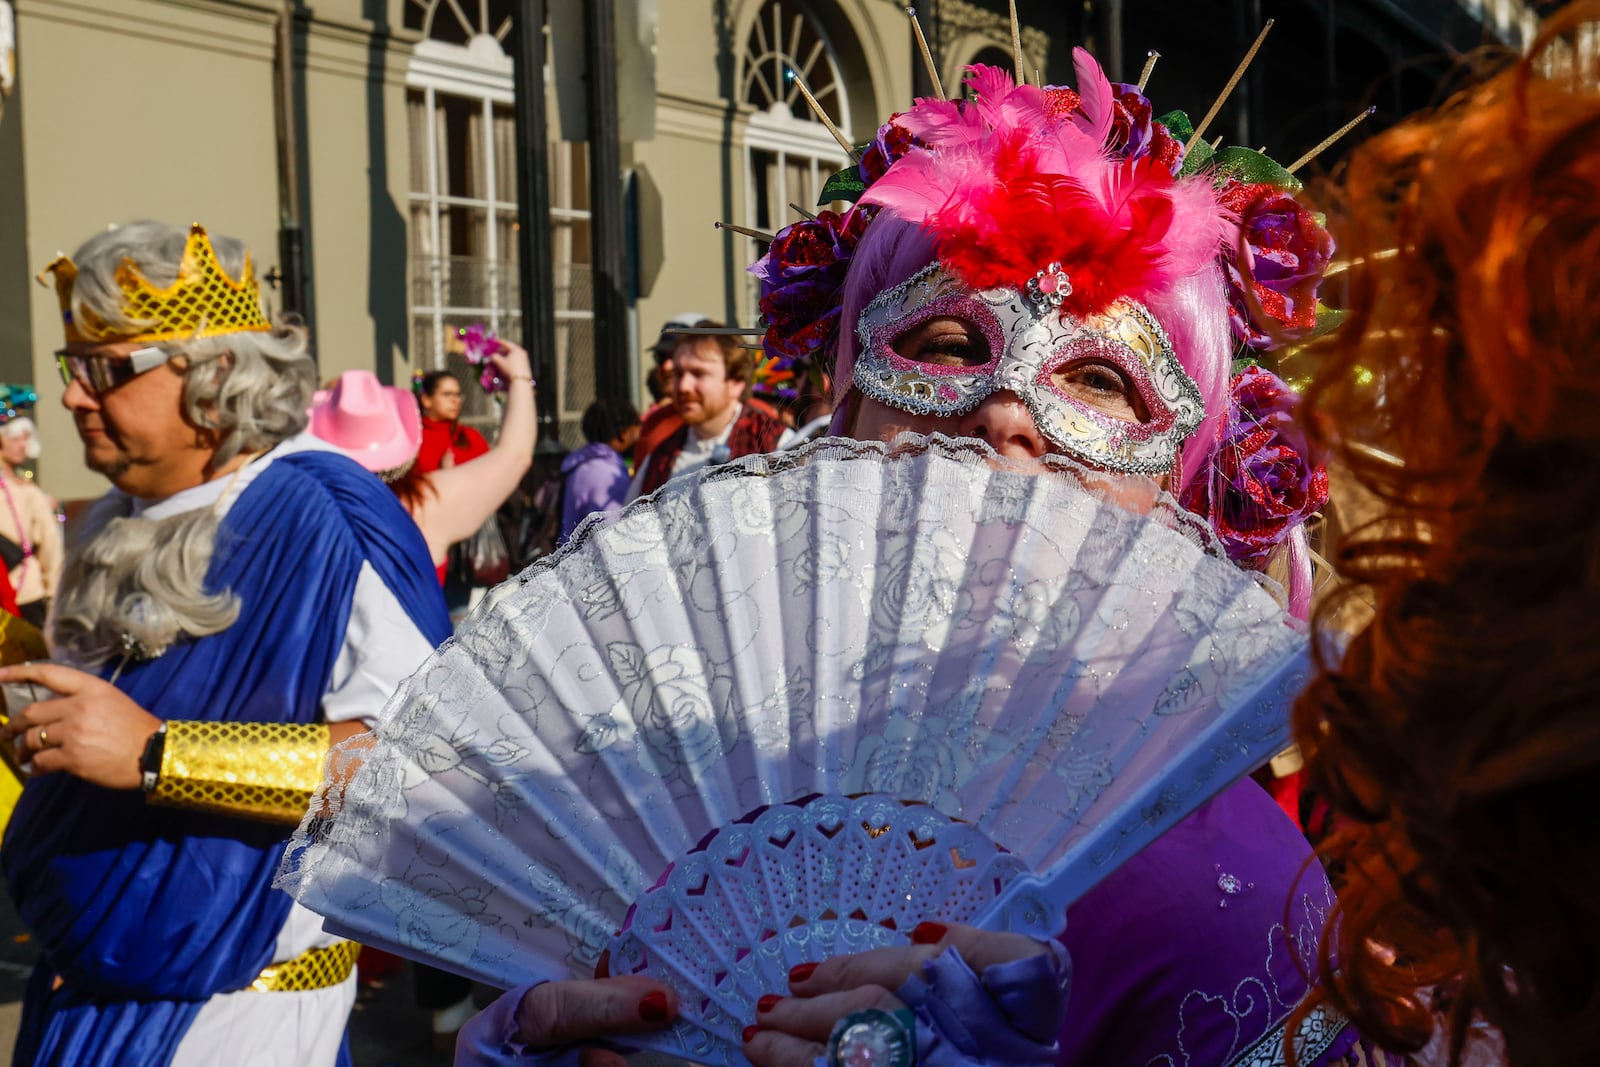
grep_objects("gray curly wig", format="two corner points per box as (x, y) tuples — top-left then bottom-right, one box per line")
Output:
(51, 221), (315, 666)
(62, 220), (315, 467)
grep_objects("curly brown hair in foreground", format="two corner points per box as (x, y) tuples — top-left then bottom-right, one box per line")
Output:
(1288, 7), (1600, 1066)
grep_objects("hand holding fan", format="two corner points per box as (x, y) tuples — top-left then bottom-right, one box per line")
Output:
(278, 434), (1307, 1064)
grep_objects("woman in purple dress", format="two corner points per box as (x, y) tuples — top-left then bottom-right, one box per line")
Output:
(732, 57), (1385, 1066)
(456, 52), (1396, 1067)
(753, 13), (1600, 1065)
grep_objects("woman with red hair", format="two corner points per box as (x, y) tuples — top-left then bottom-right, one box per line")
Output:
(1291, 7), (1600, 1065)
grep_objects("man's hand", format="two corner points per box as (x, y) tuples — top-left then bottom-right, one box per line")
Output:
(0, 662), (161, 789)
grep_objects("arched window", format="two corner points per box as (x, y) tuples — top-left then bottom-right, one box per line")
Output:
(968, 46), (1013, 72)
(741, 1), (854, 244)
(404, 0), (593, 436)
(937, 0), (1048, 91)
(403, 0), (513, 43)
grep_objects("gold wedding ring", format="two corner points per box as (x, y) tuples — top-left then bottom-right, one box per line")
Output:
(37, 727), (48, 747)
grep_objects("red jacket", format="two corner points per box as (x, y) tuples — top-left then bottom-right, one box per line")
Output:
(0, 566), (18, 620)
(632, 397), (784, 469)
(418, 417), (489, 474)
(637, 404), (789, 497)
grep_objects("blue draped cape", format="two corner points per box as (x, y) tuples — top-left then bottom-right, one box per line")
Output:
(1, 451), (451, 1067)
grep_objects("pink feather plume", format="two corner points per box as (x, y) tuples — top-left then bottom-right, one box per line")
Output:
(859, 58), (1234, 315)
(1069, 47), (1114, 144)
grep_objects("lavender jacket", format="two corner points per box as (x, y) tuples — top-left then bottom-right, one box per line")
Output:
(559, 442), (630, 543)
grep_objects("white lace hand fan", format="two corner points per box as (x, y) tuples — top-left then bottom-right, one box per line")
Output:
(279, 434), (1307, 1064)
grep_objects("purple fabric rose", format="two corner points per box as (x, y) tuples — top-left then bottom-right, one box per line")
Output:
(1182, 366), (1329, 564)
(1107, 83), (1154, 159)
(749, 207), (871, 370)
(1106, 83), (1186, 174)
(858, 118), (915, 186)
(1220, 182), (1335, 349)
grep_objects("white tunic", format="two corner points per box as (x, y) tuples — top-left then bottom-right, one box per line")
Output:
(129, 434), (438, 1066)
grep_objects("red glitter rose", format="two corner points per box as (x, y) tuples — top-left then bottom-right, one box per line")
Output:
(1219, 182), (1334, 349)
(1107, 84), (1185, 175)
(749, 207), (871, 369)
(858, 119), (915, 186)
(1182, 367), (1328, 564)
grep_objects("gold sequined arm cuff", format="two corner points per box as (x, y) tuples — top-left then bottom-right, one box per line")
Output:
(147, 721), (332, 825)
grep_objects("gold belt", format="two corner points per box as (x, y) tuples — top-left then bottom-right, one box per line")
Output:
(249, 940), (361, 993)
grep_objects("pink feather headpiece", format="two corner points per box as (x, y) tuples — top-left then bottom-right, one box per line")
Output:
(859, 54), (1236, 317)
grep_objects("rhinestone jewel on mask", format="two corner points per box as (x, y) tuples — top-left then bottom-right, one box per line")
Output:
(1026, 261), (1072, 315)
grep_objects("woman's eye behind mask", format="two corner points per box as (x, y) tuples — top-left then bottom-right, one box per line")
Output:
(894, 317), (1148, 424)
(852, 262), (1204, 475)
(1051, 360), (1147, 423)
(893, 317), (992, 368)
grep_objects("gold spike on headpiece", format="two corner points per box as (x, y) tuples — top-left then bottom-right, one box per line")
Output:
(786, 68), (860, 162)
(1185, 20), (1274, 155)
(1008, 0), (1025, 84)
(1287, 106), (1377, 174)
(716, 220), (778, 243)
(38, 223), (272, 345)
(906, 8), (946, 101)
(1137, 51), (1160, 92)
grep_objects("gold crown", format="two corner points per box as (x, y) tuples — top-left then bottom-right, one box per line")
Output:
(38, 223), (272, 345)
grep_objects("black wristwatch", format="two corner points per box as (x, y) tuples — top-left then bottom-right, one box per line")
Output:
(140, 723), (168, 793)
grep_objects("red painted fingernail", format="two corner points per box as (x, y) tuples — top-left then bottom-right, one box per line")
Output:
(788, 962), (818, 984)
(638, 991), (670, 1022)
(742, 1024), (760, 1044)
(757, 993), (783, 1013)
(911, 921), (948, 945)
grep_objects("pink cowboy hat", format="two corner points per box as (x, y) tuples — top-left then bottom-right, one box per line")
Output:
(308, 370), (421, 474)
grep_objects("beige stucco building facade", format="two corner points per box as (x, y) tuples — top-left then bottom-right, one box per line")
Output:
(0, 0), (1551, 502)
(1, 0), (1051, 501)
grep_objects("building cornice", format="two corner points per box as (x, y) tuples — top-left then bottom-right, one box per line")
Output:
(655, 90), (741, 146)
(22, 0), (420, 69)
(21, 0), (275, 62)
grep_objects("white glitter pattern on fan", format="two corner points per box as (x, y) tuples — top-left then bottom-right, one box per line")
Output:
(277, 434), (1309, 1067)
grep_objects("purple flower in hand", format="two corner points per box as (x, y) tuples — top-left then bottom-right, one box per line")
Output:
(459, 323), (496, 363)
(457, 323), (506, 394)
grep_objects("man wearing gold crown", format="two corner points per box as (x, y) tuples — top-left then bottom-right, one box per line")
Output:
(0, 220), (452, 1066)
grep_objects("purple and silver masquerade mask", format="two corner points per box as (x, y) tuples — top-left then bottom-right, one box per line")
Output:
(853, 261), (1204, 475)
